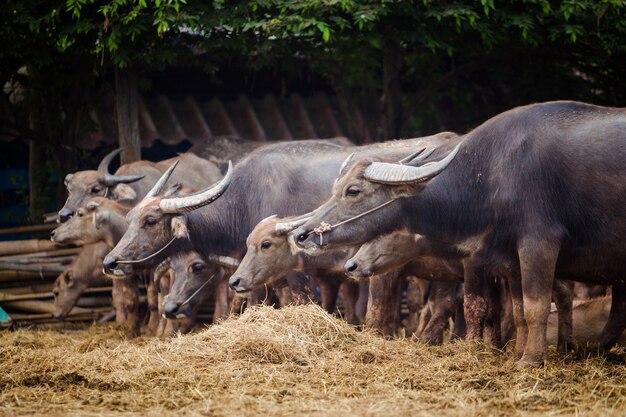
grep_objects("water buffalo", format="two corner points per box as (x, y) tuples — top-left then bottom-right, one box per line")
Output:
(293, 101), (626, 367)
(102, 136), (457, 333)
(52, 242), (110, 320)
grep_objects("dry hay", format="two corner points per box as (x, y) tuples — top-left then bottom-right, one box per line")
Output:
(2, 305), (626, 417)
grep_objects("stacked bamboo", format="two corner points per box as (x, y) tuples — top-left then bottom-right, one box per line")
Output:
(0, 223), (113, 326)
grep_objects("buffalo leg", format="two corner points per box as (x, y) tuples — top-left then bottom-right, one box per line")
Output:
(112, 278), (126, 323)
(355, 280), (369, 323)
(416, 304), (432, 337)
(120, 276), (140, 338)
(462, 258), (489, 340)
(452, 284), (467, 340)
(318, 273), (341, 314)
(365, 270), (402, 336)
(552, 280), (574, 352)
(213, 275), (230, 322)
(598, 284), (626, 351)
(483, 275), (502, 348)
(406, 277), (427, 336)
(517, 238), (559, 368)
(508, 275), (527, 361)
(146, 277), (159, 336)
(500, 280), (516, 347)
(339, 280), (360, 325)
(419, 282), (457, 345)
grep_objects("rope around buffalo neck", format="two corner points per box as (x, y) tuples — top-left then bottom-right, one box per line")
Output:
(116, 237), (177, 265)
(311, 198), (398, 246)
(180, 272), (217, 307)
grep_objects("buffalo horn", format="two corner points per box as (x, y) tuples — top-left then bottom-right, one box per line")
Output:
(338, 153), (355, 176)
(397, 148), (426, 164)
(275, 216), (313, 235)
(145, 160), (180, 199)
(398, 147), (436, 165)
(207, 254), (240, 270)
(364, 142), (462, 184)
(98, 148), (144, 186)
(98, 148), (123, 173)
(159, 161), (233, 213)
(103, 173), (145, 186)
(259, 214), (278, 224)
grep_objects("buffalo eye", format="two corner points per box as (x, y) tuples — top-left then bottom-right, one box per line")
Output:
(77, 210), (84, 217)
(91, 186), (102, 194)
(191, 263), (205, 273)
(144, 217), (157, 227)
(261, 241), (272, 250)
(345, 187), (360, 197)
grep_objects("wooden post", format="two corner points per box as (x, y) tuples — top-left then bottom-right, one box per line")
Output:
(115, 66), (141, 164)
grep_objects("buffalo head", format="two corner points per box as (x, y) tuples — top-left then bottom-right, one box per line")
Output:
(103, 160), (233, 276)
(292, 142), (462, 254)
(59, 148), (144, 222)
(51, 197), (129, 247)
(161, 250), (229, 319)
(228, 214), (311, 295)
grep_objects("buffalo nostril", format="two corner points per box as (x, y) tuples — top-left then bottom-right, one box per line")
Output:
(346, 261), (358, 273)
(163, 302), (180, 317)
(103, 256), (118, 271)
(59, 209), (73, 223)
(228, 276), (241, 290)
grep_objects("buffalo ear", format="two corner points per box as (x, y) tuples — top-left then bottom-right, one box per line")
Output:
(171, 216), (189, 239)
(111, 184), (137, 202)
(93, 211), (109, 230)
(392, 183), (423, 198)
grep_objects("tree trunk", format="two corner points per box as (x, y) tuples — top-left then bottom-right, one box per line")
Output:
(379, 44), (403, 140)
(115, 66), (140, 164)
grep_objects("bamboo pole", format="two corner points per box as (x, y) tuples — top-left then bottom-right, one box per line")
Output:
(0, 223), (57, 237)
(0, 287), (113, 302)
(0, 262), (66, 273)
(0, 248), (80, 262)
(0, 271), (58, 283)
(0, 239), (59, 256)
(0, 299), (90, 315)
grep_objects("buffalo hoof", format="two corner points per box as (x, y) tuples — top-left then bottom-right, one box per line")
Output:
(516, 355), (545, 369)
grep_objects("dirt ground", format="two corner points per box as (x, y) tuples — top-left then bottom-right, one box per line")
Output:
(1, 304), (626, 416)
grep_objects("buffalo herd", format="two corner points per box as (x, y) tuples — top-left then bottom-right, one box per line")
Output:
(51, 100), (626, 368)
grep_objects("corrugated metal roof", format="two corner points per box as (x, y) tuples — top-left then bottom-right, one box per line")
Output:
(80, 92), (359, 149)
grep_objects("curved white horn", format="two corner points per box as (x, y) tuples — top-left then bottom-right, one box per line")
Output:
(338, 152), (355, 176)
(364, 142), (462, 184)
(207, 254), (240, 270)
(145, 160), (180, 199)
(275, 216), (313, 235)
(258, 214), (278, 225)
(159, 161), (233, 214)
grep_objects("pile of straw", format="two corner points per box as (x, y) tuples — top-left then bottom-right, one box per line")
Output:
(1, 304), (625, 416)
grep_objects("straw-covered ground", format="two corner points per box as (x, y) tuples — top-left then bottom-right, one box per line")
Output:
(2, 305), (626, 417)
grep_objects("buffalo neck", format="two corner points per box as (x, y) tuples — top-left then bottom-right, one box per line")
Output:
(405, 143), (494, 247)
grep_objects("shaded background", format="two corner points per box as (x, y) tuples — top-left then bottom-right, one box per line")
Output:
(1, 0), (625, 229)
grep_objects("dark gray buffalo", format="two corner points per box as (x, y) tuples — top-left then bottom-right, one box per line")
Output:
(293, 101), (626, 367)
